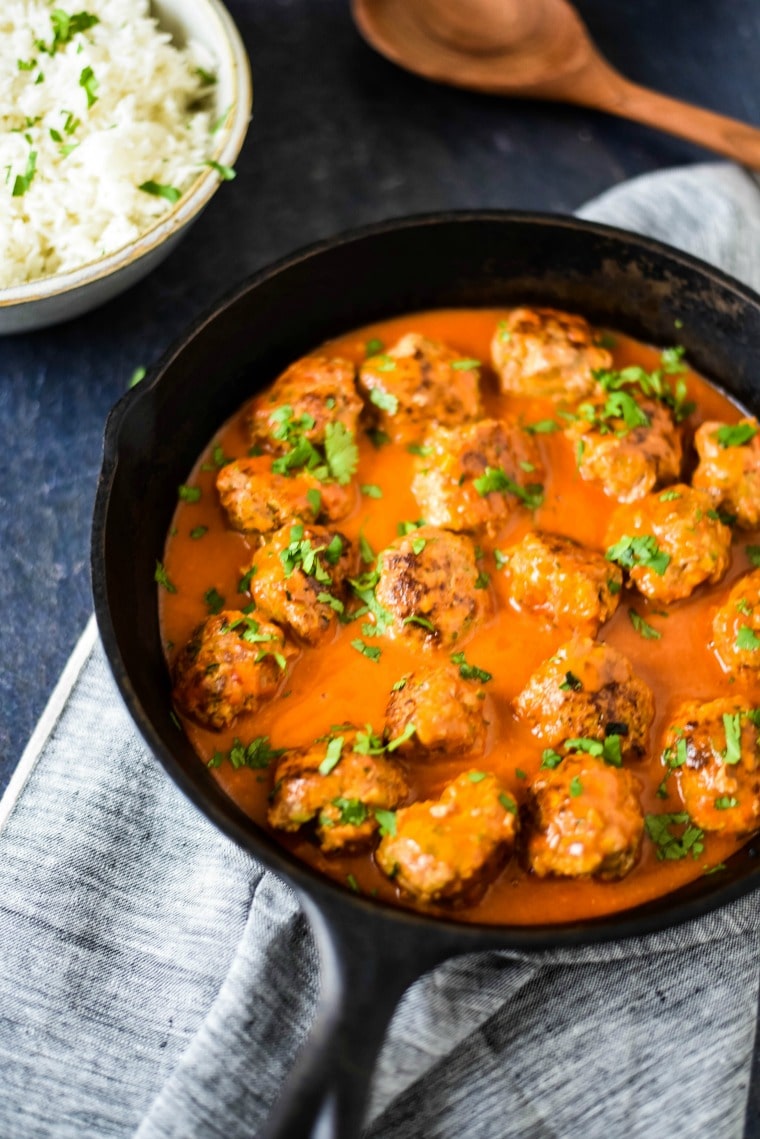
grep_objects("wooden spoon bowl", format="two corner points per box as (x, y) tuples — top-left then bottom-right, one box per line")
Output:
(352, 0), (760, 166)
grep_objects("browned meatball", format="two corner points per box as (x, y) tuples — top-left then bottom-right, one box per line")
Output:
(216, 456), (353, 535)
(503, 530), (623, 632)
(490, 307), (611, 398)
(712, 570), (760, 685)
(514, 636), (654, 761)
(524, 754), (644, 880)
(172, 611), (289, 730)
(565, 398), (682, 502)
(376, 770), (518, 904)
(384, 666), (488, 757)
(249, 524), (355, 645)
(411, 418), (544, 534)
(375, 526), (486, 648)
(268, 728), (408, 853)
(358, 333), (482, 444)
(660, 699), (760, 834)
(692, 418), (760, 529)
(248, 356), (363, 453)
(605, 484), (732, 604)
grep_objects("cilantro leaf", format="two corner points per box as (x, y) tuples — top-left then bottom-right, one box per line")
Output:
(324, 421), (358, 485)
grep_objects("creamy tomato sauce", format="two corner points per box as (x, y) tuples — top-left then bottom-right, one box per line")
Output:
(159, 308), (758, 924)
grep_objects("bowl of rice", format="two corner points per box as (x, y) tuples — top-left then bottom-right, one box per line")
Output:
(0, 0), (252, 334)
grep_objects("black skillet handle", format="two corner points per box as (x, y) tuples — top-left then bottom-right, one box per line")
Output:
(259, 890), (463, 1139)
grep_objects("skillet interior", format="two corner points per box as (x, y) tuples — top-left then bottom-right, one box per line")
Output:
(93, 211), (760, 952)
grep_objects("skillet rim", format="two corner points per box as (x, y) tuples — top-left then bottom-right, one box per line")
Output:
(92, 208), (760, 951)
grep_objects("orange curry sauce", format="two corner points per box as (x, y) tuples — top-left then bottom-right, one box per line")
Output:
(159, 308), (758, 924)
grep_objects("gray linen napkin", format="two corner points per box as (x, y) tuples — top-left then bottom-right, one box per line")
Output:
(2, 163), (760, 1139)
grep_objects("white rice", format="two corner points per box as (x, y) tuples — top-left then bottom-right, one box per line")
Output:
(0, 0), (220, 288)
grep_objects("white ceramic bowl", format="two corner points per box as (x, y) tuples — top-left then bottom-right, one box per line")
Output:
(0, 0), (252, 335)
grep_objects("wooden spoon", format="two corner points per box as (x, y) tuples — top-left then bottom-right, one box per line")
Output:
(352, 0), (760, 167)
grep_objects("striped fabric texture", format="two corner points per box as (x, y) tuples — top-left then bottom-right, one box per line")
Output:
(2, 164), (760, 1138)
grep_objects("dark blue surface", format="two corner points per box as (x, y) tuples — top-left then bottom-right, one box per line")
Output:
(2, 0), (760, 1125)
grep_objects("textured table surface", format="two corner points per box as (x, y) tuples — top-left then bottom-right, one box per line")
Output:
(2, 0), (760, 1130)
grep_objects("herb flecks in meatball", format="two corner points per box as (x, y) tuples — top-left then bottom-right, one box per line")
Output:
(249, 524), (355, 645)
(515, 636), (654, 761)
(375, 526), (486, 647)
(606, 484), (732, 604)
(411, 418), (544, 534)
(358, 333), (483, 444)
(660, 699), (760, 835)
(503, 530), (623, 632)
(566, 397), (682, 503)
(216, 456), (353, 535)
(172, 611), (290, 730)
(692, 418), (760, 529)
(376, 770), (518, 904)
(384, 666), (488, 757)
(712, 570), (760, 686)
(490, 307), (611, 399)
(524, 754), (644, 880)
(268, 728), (408, 853)
(249, 356), (363, 454)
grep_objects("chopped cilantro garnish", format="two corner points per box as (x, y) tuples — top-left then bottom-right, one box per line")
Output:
(204, 587), (225, 615)
(12, 149), (37, 197)
(306, 487), (322, 515)
(317, 591), (344, 613)
(747, 546), (760, 568)
(195, 66), (217, 85)
(351, 639), (381, 662)
(402, 614), (435, 631)
(450, 651), (492, 683)
(367, 428), (391, 449)
(361, 484), (382, 499)
(391, 676), (408, 692)
(238, 567), (255, 593)
(606, 534), (670, 576)
(397, 519), (426, 535)
(365, 337), (384, 356)
(407, 442), (431, 456)
(499, 792), (517, 814)
(467, 771), (487, 783)
(358, 532), (375, 564)
(559, 671), (583, 692)
(221, 735), (285, 770)
(607, 577), (622, 595)
(714, 423), (758, 448)
(178, 484), (201, 503)
(346, 874), (360, 893)
(128, 366), (146, 388)
(190, 525), (208, 540)
(524, 419), (559, 435)
(139, 180), (181, 203)
(386, 723), (416, 752)
(645, 812), (705, 860)
(473, 466), (544, 509)
(78, 65), (99, 108)
(714, 796), (739, 810)
(319, 736), (344, 775)
(324, 421), (358, 485)
(540, 748), (563, 770)
(369, 387), (398, 415)
(374, 808), (397, 836)
(629, 610), (662, 639)
(332, 797), (368, 826)
(569, 776), (583, 797)
(451, 358), (481, 370)
(205, 159), (236, 181)
(411, 537), (427, 555)
(475, 570), (490, 590)
(659, 489), (682, 502)
(736, 626), (760, 652)
(723, 713), (742, 764)
(154, 560), (176, 593)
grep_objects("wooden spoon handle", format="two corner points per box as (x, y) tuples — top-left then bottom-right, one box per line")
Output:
(575, 65), (760, 167)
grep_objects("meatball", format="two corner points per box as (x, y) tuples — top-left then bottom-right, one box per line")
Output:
(248, 355), (363, 453)
(376, 770), (518, 904)
(249, 523), (355, 645)
(523, 754), (644, 880)
(216, 456), (353, 535)
(358, 332), (482, 444)
(514, 636), (654, 761)
(375, 526), (486, 647)
(268, 728), (408, 853)
(692, 418), (760, 529)
(661, 699), (760, 834)
(384, 666), (488, 757)
(565, 398), (682, 502)
(172, 611), (289, 730)
(605, 484), (732, 604)
(411, 418), (544, 534)
(503, 530), (623, 632)
(490, 307), (611, 399)
(712, 570), (760, 684)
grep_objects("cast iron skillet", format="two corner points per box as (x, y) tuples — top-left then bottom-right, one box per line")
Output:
(92, 213), (760, 1139)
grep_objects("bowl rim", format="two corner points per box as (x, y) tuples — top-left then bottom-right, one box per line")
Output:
(93, 208), (760, 951)
(0, 0), (252, 309)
